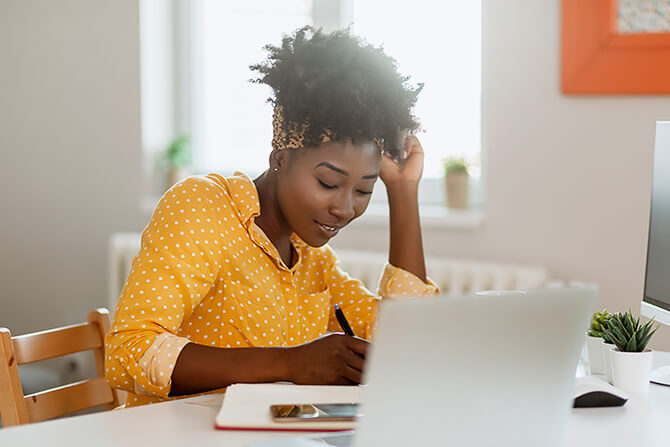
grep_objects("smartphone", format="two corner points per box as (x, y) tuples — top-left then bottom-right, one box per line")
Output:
(269, 403), (360, 422)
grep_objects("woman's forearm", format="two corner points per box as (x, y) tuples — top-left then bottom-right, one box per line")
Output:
(386, 181), (427, 283)
(169, 343), (290, 396)
(169, 333), (369, 396)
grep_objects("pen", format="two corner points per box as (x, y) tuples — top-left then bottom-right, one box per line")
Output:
(334, 304), (355, 337)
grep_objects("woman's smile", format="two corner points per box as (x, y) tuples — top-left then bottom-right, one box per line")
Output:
(315, 220), (341, 238)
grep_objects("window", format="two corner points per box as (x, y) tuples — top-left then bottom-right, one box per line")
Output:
(350, 0), (481, 180)
(194, 0), (313, 174)
(150, 0), (482, 209)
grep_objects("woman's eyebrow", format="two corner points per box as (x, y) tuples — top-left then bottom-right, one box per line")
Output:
(314, 162), (378, 179)
(314, 162), (348, 175)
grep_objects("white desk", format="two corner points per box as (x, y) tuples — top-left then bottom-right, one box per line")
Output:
(2, 352), (670, 447)
(566, 351), (670, 447)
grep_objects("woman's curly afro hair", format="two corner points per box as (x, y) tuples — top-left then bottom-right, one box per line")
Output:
(250, 26), (423, 161)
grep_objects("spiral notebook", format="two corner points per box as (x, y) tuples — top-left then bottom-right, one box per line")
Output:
(214, 383), (361, 432)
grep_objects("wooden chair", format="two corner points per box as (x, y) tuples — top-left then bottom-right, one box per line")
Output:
(0, 308), (120, 427)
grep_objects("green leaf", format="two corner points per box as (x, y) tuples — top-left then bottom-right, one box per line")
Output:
(622, 316), (634, 339)
(637, 323), (660, 351)
(601, 330), (614, 344)
(636, 327), (647, 346)
(643, 319), (657, 332)
(638, 332), (654, 351)
(603, 327), (626, 351)
(640, 323), (654, 340)
(443, 157), (468, 175)
(601, 318), (611, 331)
(609, 318), (629, 343)
(625, 334), (638, 352)
(165, 134), (192, 168)
(623, 312), (635, 335)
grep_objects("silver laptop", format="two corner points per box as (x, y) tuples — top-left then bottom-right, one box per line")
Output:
(249, 287), (595, 447)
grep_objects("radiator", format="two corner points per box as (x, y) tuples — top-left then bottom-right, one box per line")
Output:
(108, 233), (550, 310)
(335, 249), (550, 296)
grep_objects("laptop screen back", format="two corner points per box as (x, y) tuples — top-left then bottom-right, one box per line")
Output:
(354, 288), (595, 447)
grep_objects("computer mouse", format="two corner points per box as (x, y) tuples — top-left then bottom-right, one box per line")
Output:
(573, 376), (628, 408)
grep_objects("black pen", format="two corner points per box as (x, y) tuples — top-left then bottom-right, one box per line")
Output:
(335, 304), (365, 359)
(334, 304), (355, 336)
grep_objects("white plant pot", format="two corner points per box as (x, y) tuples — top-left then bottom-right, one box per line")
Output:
(602, 341), (615, 384)
(584, 334), (606, 375)
(611, 348), (654, 393)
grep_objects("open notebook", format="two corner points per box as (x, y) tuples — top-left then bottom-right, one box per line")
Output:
(214, 383), (361, 432)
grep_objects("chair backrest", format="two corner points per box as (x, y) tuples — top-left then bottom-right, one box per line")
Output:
(0, 308), (119, 427)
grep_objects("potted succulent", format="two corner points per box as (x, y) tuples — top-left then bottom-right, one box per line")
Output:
(443, 157), (469, 209)
(164, 134), (192, 189)
(602, 310), (659, 393)
(585, 310), (611, 375)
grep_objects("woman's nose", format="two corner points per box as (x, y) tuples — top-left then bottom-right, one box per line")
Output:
(329, 192), (355, 222)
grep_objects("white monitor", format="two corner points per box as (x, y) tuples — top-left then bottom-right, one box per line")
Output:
(640, 121), (670, 385)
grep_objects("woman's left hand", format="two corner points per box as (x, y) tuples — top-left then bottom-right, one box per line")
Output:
(379, 135), (424, 186)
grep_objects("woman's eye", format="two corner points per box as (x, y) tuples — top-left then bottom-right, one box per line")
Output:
(357, 190), (373, 195)
(318, 180), (336, 189)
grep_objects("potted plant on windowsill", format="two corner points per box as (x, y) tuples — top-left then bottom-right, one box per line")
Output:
(443, 157), (469, 209)
(602, 310), (660, 393)
(585, 310), (611, 375)
(164, 134), (192, 190)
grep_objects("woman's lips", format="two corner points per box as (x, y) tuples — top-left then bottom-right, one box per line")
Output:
(315, 220), (340, 237)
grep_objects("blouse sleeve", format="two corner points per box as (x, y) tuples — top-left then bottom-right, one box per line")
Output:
(323, 247), (439, 341)
(104, 177), (228, 398)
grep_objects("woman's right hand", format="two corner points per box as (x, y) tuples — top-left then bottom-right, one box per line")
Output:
(285, 333), (370, 385)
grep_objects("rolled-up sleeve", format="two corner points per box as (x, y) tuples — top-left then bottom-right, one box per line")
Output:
(377, 262), (439, 298)
(104, 177), (227, 397)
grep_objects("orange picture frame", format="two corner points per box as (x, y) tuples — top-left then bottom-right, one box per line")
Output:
(561, 0), (670, 94)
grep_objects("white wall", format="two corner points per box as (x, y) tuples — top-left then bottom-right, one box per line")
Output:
(0, 0), (145, 334)
(332, 0), (670, 349)
(2, 0), (670, 352)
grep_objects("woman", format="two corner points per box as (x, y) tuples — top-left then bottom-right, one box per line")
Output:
(105, 26), (438, 407)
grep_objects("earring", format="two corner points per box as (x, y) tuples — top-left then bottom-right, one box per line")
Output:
(273, 167), (279, 172)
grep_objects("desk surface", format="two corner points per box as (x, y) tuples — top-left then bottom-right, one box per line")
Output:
(2, 352), (670, 447)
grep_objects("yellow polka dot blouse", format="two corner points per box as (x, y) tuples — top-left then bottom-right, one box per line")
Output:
(105, 172), (438, 406)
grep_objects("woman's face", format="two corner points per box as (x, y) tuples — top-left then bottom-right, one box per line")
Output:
(275, 139), (381, 247)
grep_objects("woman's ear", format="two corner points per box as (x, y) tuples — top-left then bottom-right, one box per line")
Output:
(269, 149), (289, 172)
